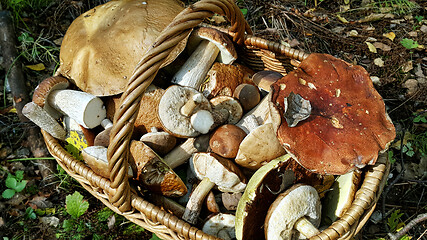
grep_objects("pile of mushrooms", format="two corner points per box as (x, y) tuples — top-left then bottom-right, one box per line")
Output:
(25, 1), (398, 239)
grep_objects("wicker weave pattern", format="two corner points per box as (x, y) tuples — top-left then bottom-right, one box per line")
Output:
(36, 0), (391, 239)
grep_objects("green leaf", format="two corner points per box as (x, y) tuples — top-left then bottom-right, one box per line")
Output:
(92, 234), (102, 240)
(388, 151), (396, 164)
(150, 234), (162, 240)
(387, 209), (404, 231)
(97, 207), (114, 222)
(2, 189), (16, 199)
(63, 219), (74, 232)
(401, 38), (419, 49)
(240, 8), (248, 16)
(66, 191), (89, 219)
(25, 207), (36, 220)
(5, 174), (17, 189)
(15, 171), (24, 181)
(14, 180), (27, 192)
(415, 16), (424, 22)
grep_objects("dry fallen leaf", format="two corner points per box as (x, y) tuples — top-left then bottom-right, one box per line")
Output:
(26, 63), (45, 71)
(374, 58), (384, 67)
(402, 61), (413, 73)
(383, 32), (396, 41)
(373, 42), (392, 51)
(366, 42), (377, 53)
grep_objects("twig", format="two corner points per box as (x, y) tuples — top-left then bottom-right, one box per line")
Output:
(388, 213), (427, 240)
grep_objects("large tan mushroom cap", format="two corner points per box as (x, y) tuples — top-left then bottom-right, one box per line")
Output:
(59, 0), (186, 96)
(270, 53), (396, 175)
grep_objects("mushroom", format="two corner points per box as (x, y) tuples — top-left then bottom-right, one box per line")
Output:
(182, 153), (246, 224)
(202, 213), (236, 240)
(209, 124), (247, 158)
(129, 140), (187, 197)
(172, 27), (237, 89)
(93, 119), (114, 147)
(210, 96), (243, 125)
(269, 53), (396, 175)
(22, 102), (66, 140)
(234, 115), (286, 170)
(158, 85), (212, 138)
(252, 70), (284, 93)
(81, 145), (133, 179)
(58, 0), (187, 96)
(30, 75), (107, 129)
(235, 93), (275, 134)
(264, 184), (322, 239)
(163, 134), (210, 169)
(103, 84), (165, 137)
(323, 169), (362, 223)
(235, 155), (334, 240)
(139, 127), (177, 156)
(233, 83), (261, 112)
(205, 191), (221, 214)
(201, 62), (254, 99)
(221, 192), (242, 211)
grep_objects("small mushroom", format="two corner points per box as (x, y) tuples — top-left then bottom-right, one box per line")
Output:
(182, 153), (246, 224)
(264, 184), (322, 239)
(163, 134), (210, 169)
(139, 127), (177, 156)
(210, 96), (243, 125)
(269, 53), (396, 174)
(233, 83), (261, 112)
(22, 102), (66, 140)
(93, 118), (113, 147)
(205, 191), (221, 214)
(235, 115), (286, 170)
(252, 70), (283, 93)
(158, 85), (212, 138)
(81, 146), (133, 179)
(129, 140), (187, 197)
(202, 213), (236, 240)
(209, 124), (247, 158)
(221, 192), (242, 211)
(172, 27), (237, 89)
(202, 62), (254, 99)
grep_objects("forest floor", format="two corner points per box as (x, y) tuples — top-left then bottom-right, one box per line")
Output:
(0, 0), (426, 239)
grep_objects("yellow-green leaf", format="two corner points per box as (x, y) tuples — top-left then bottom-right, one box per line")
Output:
(8, 108), (17, 113)
(366, 42), (377, 53)
(383, 32), (396, 41)
(336, 14), (349, 24)
(26, 63), (45, 71)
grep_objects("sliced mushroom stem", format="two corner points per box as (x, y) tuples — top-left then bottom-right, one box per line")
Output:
(163, 135), (210, 169)
(172, 40), (220, 89)
(22, 102), (67, 140)
(181, 93), (204, 117)
(47, 89), (106, 129)
(182, 177), (216, 224)
(241, 114), (260, 133)
(190, 110), (214, 134)
(294, 216), (320, 238)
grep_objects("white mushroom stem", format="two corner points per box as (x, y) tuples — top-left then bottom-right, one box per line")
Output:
(294, 217), (320, 238)
(218, 230), (232, 240)
(22, 102), (66, 140)
(190, 108), (229, 134)
(101, 118), (113, 129)
(181, 93), (204, 117)
(182, 177), (216, 224)
(47, 89), (106, 129)
(236, 94), (271, 134)
(163, 135), (210, 169)
(172, 40), (220, 89)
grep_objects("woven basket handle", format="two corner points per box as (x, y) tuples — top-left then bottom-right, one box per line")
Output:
(107, 0), (250, 212)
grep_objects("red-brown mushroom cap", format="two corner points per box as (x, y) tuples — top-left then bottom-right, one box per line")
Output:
(270, 53), (396, 175)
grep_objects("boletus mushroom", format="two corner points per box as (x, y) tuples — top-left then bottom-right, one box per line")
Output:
(59, 0), (187, 96)
(270, 53), (396, 175)
(264, 184), (322, 239)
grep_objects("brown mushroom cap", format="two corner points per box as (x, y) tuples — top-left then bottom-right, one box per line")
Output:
(209, 124), (247, 158)
(59, 0), (186, 96)
(32, 76), (69, 118)
(270, 53), (396, 175)
(234, 83), (261, 112)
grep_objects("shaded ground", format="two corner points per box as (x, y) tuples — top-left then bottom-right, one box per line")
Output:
(0, 0), (426, 239)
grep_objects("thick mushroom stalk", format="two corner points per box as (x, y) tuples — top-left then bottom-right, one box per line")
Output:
(181, 93), (204, 117)
(182, 153), (246, 224)
(163, 135), (210, 169)
(172, 27), (237, 89)
(22, 102), (66, 140)
(264, 184), (321, 239)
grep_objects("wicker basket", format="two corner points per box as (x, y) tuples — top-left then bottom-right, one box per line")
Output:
(39, 0), (391, 239)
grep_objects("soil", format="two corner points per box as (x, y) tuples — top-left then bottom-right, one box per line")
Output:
(0, 0), (426, 240)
